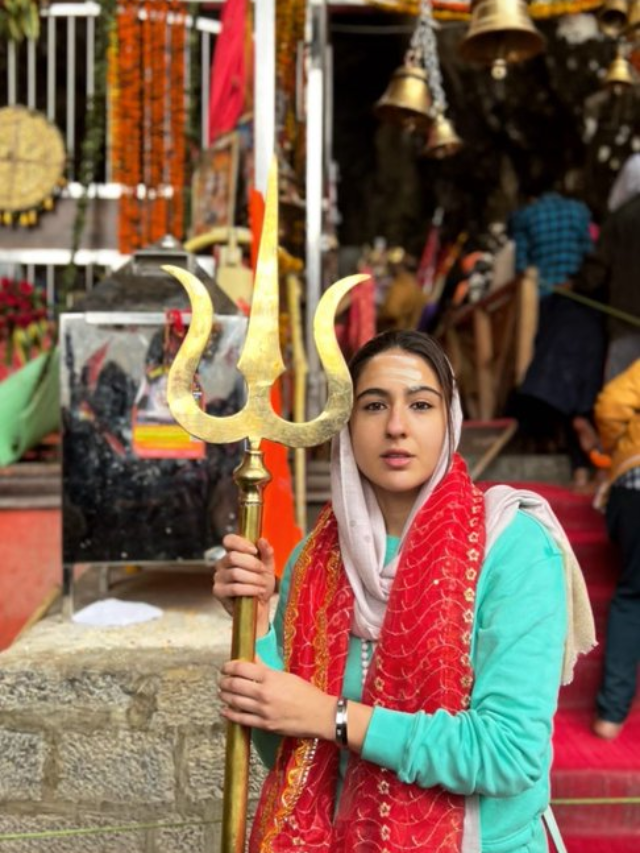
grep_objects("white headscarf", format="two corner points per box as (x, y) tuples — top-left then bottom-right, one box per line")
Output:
(330, 385), (463, 642)
(330, 371), (595, 684)
(608, 153), (640, 212)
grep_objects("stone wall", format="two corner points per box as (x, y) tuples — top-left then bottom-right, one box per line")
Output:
(0, 580), (267, 853)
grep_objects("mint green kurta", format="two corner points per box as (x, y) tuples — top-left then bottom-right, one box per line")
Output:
(253, 510), (566, 853)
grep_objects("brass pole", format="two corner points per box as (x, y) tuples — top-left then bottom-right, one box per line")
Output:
(222, 442), (271, 853)
(165, 159), (367, 853)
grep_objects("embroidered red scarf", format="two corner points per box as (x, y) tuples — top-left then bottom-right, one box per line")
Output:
(250, 454), (486, 853)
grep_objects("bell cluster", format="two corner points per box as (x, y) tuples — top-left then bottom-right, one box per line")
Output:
(599, 0), (640, 91)
(374, 0), (640, 158)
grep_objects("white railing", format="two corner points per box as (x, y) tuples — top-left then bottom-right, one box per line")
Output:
(0, 1), (221, 295)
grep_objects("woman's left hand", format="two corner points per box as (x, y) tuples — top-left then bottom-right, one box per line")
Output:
(219, 659), (336, 741)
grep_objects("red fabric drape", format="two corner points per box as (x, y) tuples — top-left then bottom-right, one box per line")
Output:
(208, 0), (249, 144)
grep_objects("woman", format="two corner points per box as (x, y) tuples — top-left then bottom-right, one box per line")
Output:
(215, 330), (595, 853)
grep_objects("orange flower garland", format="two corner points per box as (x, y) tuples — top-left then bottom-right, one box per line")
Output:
(113, 0), (142, 252)
(111, 0), (187, 254)
(276, 0), (306, 178)
(168, 0), (186, 242)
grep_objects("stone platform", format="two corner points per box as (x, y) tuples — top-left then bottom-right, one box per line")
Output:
(0, 567), (266, 853)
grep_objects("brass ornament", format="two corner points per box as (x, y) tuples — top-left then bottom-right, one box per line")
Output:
(599, 0), (630, 38)
(459, 0), (545, 79)
(374, 63), (433, 130)
(604, 51), (636, 88)
(0, 105), (66, 226)
(627, 0), (640, 39)
(423, 112), (463, 158)
(166, 158), (367, 853)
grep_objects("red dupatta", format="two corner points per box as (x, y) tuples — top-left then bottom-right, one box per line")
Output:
(250, 454), (485, 852)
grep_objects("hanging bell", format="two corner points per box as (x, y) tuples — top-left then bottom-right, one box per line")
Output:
(599, 0), (629, 38)
(604, 52), (636, 88)
(374, 64), (433, 131)
(459, 0), (545, 79)
(423, 113), (463, 159)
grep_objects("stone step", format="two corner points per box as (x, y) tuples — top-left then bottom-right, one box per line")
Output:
(0, 570), (266, 853)
(0, 463), (61, 509)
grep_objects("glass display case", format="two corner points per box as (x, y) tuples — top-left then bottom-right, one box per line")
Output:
(60, 311), (247, 567)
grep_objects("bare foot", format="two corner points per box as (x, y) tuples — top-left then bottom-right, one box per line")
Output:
(592, 718), (624, 740)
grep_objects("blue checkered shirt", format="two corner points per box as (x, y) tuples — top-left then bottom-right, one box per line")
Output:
(614, 466), (640, 491)
(509, 192), (593, 294)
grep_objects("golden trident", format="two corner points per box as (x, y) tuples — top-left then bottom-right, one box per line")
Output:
(164, 160), (368, 853)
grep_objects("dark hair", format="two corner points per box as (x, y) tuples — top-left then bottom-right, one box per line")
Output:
(348, 331), (455, 456)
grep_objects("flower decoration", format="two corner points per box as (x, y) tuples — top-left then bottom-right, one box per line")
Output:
(0, 277), (52, 370)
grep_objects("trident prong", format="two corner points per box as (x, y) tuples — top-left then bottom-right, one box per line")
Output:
(164, 264), (367, 447)
(165, 157), (369, 853)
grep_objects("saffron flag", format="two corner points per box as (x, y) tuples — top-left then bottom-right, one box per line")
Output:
(249, 188), (303, 575)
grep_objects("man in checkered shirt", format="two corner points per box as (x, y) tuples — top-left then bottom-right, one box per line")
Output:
(510, 190), (594, 296)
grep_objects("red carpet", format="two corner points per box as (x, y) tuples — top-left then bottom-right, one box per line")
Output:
(516, 483), (640, 852)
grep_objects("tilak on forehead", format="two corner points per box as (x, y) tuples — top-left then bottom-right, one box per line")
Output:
(356, 352), (444, 394)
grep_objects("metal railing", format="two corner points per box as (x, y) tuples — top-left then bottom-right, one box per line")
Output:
(0, 1), (221, 296)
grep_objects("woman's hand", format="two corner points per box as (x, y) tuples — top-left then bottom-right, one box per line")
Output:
(213, 534), (276, 637)
(219, 659), (336, 741)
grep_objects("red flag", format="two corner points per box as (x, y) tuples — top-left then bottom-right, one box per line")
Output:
(208, 0), (249, 144)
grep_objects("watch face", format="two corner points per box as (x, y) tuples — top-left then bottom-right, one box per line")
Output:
(0, 105), (66, 212)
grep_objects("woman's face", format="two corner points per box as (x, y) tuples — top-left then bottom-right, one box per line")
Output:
(349, 348), (447, 512)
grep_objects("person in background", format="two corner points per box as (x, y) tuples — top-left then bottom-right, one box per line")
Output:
(508, 183), (605, 490)
(573, 153), (640, 382)
(509, 184), (593, 297)
(213, 330), (595, 852)
(590, 359), (640, 740)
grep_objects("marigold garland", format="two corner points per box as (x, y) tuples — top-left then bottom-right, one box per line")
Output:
(276, 0), (306, 176)
(110, 0), (187, 254)
(169, 0), (186, 242)
(367, 0), (603, 20)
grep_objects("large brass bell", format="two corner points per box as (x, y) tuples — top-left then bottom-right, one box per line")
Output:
(599, 0), (629, 38)
(459, 0), (545, 79)
(604, 52), (636, 88)
(423, 113), (463, 159)
(374, 64), (433, 130)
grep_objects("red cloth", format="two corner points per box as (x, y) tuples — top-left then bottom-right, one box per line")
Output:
(346, 271), (376, 357)
(251, 455), (486, 852)
(208, 0), (249, 144)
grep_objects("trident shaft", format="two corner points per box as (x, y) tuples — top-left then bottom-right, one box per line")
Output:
(165, 162), (367, 853)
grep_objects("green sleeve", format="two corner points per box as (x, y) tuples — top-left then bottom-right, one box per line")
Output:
(251, 539), (306, 769)
(361, 511), (567, 797)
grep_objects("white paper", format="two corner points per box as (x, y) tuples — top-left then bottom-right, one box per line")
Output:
(71, 598), (163, 628)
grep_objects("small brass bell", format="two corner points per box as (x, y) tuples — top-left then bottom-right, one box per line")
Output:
(604, 53), (636, 88)
(374, 64), (432, 131)
(599, 0), (629, 38)
(459, 0), (545, 79)
(423, 113), (463, 159)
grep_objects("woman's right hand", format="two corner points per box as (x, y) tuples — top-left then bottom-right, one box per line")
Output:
(213, 534), (276, 637)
